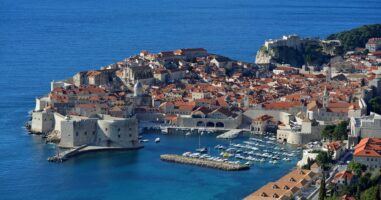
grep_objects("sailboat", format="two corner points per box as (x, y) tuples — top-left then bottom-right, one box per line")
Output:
(195, 130), (207, 153)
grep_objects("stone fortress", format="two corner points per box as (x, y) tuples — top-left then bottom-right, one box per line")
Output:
(255, 34), (341, 65)
(30, 84), (142, 150)
(30, 66), (155, 150)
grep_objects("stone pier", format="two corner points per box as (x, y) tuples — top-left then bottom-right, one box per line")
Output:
(160, 154), (250, 171)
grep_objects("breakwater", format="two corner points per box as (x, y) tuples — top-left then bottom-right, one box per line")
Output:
(160, 154), (250, 171)
(48, 145), (143, 162)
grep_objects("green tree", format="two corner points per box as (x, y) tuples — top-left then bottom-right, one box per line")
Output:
(333, 121), (348, 140)
(325, 196), (340, 200)
(316, 151), (333, 171)
(302, 157), (315, 170)
(361, 186), (381, 200)
(319, 173), (327, 200)
(327, 24), (381, 52)
(348, 161), (367, 176)
(322, 125), (336, 140)
(369, 96), (381, 115)
(358, 173), (372, 191)
(321, 121), (348, 141)
(356, 185), (361, 200)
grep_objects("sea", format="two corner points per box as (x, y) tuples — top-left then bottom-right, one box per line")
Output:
(0, 0), (380, 199)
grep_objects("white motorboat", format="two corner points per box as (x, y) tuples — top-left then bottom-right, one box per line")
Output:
(196, 147), (208, 153)
(182, 152), (192, 157)
(155, 137), (160, 143)
(283, 157), (291, 161)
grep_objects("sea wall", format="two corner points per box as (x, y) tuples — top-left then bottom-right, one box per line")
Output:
(59, 118), (98, 148)
(97, 117), (139, 148)
(30, 111), (54, 134)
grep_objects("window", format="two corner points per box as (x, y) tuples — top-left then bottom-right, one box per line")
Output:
(118, 134), (121, 138)
(76, 132), (78, 136)
(105, 128), (108, 131)
(118, 128), (120, 132)
(84, 131), (87, 135)
(129, 134), (132, 137)
(92, 131), (95, 135)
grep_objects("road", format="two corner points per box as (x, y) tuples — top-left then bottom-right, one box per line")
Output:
(308, 150), (352, 200)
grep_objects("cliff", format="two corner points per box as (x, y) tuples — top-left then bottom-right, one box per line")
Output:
(255, 37), (336, 68)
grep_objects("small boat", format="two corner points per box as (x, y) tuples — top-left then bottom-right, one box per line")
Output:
(222, 152), (232, 158)
(196, 147), (208, 153)
(140, 139), (149, 143)
(283, 157), (291, 161)
(244, 161), (252, 166)
(235, 154), (245, 159)
(214, 145), (226, 150)
(190, 153), (201, 158)
(269, 160), (278, 164)
(185, 132), (191, 136)
(182, 152), (192, 157)
(155, 138), (160, 143)
(199, 154), (211, 159)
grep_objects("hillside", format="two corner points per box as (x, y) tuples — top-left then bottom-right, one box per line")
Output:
(327, 24), (381, 52)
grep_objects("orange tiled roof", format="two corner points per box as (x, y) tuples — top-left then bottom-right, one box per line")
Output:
(244, 169), (316, 200)
(354, 138), (381, 157)
(332, 171), (353, 183)
(263, 101), (302, 110)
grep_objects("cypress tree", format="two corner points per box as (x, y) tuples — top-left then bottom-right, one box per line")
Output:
(319, 173), (326, 200)
(356, 185), (361, 200)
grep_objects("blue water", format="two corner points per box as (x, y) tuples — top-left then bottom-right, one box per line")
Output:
(0, 0), (380, 199)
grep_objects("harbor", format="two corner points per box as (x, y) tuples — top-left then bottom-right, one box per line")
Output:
(156, 132), (302, 171)
(160, 154), (250, 171)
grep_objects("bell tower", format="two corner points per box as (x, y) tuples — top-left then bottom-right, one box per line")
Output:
(322, 86), (330, 108)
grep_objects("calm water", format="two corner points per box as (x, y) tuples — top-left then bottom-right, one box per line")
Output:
(1, 0), (380, 199)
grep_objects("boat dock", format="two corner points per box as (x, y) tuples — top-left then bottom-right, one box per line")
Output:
(160, 154), (250, 171)
(216, 129), (242, 139)
(47, 145), (88, 162)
